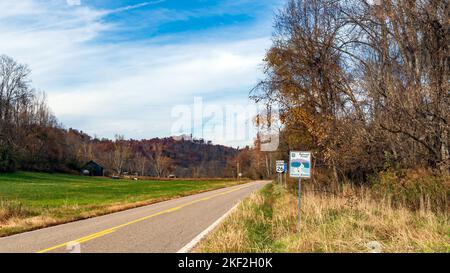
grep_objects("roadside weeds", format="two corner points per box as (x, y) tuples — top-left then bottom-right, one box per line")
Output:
(195, 183), (450, 253)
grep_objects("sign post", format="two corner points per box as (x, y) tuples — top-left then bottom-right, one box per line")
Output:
(276, 160), (285, 185)
(289, 151), (311, 231)
(298, 177), (301, 230)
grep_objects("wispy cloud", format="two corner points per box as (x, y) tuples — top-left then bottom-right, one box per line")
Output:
(106, 0), (166, 14)
(0, 0), (278, 146)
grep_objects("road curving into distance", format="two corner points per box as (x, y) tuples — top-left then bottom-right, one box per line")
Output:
(0, 180), (270, 253)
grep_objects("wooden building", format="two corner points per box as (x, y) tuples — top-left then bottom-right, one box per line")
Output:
(81, 161), (104, 176)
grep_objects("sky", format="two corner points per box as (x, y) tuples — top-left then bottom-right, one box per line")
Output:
(0, 0), (283, 147)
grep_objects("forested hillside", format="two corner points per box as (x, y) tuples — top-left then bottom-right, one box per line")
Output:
(75, 134), (240, 178)
(0, 55), (239, 177)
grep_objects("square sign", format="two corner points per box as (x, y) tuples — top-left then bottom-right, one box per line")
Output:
(290, 151), (311, 178)
(276, 160), (285, 173)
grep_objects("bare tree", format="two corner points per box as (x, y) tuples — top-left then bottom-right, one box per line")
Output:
(112, 135), (131, 175)
(342, 0), (449, 170)
(252, 0), (449, 184)
(151, 142), (173, 178)
(134, 152), (148, 176)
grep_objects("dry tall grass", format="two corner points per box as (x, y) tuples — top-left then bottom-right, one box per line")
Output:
(195, 183), (450, 253)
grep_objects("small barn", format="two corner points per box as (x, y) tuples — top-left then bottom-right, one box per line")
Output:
(81, 161), (104, 176)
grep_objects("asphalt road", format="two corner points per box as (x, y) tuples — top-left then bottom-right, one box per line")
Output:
(0, 180), (270, 253)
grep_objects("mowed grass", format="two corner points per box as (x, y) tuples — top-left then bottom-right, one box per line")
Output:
(195, 183), (450, 253)
(0, 172), (244, 237)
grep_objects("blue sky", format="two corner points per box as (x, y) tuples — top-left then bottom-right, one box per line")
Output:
(0, 0), (283, 147)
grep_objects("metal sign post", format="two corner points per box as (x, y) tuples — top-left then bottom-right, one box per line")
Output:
(298, 177), (301, 230)
(276, 160), (285, 185)
(289, 151), (311, 232)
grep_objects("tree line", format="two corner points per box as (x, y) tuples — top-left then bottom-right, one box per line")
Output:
(0, 55), (239, 177)
(249, 0), (449, 186)
(1, 0), (448, 186)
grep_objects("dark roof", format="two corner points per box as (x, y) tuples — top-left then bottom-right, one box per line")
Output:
(83, 160), (104, 169)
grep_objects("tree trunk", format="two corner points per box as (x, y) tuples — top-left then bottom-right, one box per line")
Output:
(439, 126), (449, 172)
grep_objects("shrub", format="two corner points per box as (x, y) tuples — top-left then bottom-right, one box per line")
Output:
(372, 168), (449, 212)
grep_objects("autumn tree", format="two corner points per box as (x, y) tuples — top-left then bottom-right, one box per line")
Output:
(0, 55), (65, 172)
(151, 142), (173, 177)
(343, 0), (449, 170)
(253, 0), (367, 184)
(252, 0), (449, 185)
(112, 135), (131, 175)
(134, 151), (148, 176)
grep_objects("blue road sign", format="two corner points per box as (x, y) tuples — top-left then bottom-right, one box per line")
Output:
(289, 151), (311, 178)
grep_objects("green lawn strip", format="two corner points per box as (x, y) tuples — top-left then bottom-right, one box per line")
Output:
(244, 183), (275, 252)
(0, 172), (245, 237)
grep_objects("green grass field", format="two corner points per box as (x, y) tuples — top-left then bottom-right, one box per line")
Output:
(0, 172), (243, 237)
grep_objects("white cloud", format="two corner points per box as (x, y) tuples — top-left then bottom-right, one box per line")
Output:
(0, 0), (272, 146)
(0, 1), (43, 18)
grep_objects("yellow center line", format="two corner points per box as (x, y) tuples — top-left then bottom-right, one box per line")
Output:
(36, 183), (258, 253)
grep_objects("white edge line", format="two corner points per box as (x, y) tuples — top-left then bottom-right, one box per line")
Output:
(176, 203), (240, 253)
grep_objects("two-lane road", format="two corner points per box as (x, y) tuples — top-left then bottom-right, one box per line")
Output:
(0, 180), (270, 253)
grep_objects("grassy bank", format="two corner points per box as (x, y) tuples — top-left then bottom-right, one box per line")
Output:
(0, 172), (244, 237)
(195, 183), (450, 253)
